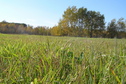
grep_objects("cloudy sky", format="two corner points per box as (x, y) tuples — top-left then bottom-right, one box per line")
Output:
(0, 0), (126, 27)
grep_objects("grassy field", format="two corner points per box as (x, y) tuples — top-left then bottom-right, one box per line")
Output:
(0, 34), (126, 84)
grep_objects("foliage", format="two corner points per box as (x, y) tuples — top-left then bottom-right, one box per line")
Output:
(0, 34), (126, 83)
(0, 6), (126, 38)
(58, 6), (105, 37)
(107, 18), (126, 38)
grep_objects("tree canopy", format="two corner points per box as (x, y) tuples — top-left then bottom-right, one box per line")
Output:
(0, 6), (126, 38)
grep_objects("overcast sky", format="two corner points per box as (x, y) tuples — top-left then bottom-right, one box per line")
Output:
(0, 0), (126, 27)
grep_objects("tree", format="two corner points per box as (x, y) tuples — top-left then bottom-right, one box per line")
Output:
(77, 7), (87, 36)
(58, 6), (105, 37)
(107, 19), (117, 38)
(26, 25), (33, 34)
(107, 18), (126, 38)
(58, 6), (78, 36)
(51, 26), (61, 36)
(0, 22), (8, 33)
(17, 25), (26, 34)
(116, 18), (126, 38)
(1, 20), (7, 23)
(8, 23), (16, 33)
(85, 11), (105, 37)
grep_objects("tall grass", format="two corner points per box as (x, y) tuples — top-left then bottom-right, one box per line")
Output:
(0, 34), (126, 84)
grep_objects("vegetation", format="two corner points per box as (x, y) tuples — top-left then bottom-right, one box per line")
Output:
(58, 6), (105, 37)
(0, 34), (126, 84)
(0, 6), (126, 38)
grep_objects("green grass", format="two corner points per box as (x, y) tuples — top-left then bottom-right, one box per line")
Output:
(0, 34), (126, 84)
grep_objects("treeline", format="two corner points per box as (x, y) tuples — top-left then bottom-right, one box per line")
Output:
(0, 20), (50, 35)
(0, 6), (126, 38)
(52, 6), (126, 38)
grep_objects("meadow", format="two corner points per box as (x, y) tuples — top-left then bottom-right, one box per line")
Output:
(0, 34), (126, 84)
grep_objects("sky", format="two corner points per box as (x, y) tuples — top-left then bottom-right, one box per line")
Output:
(0, 0), (126, 27)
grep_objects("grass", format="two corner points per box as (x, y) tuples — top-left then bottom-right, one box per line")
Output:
(0, 34), (126, 84)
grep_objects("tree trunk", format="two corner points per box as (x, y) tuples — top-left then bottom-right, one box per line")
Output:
(90, 25), (93, 38)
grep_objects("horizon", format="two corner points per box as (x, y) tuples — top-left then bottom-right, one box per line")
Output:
(0, 0), (126, 27)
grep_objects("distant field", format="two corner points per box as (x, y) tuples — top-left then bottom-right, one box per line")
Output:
(0, 34), (126, 84)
